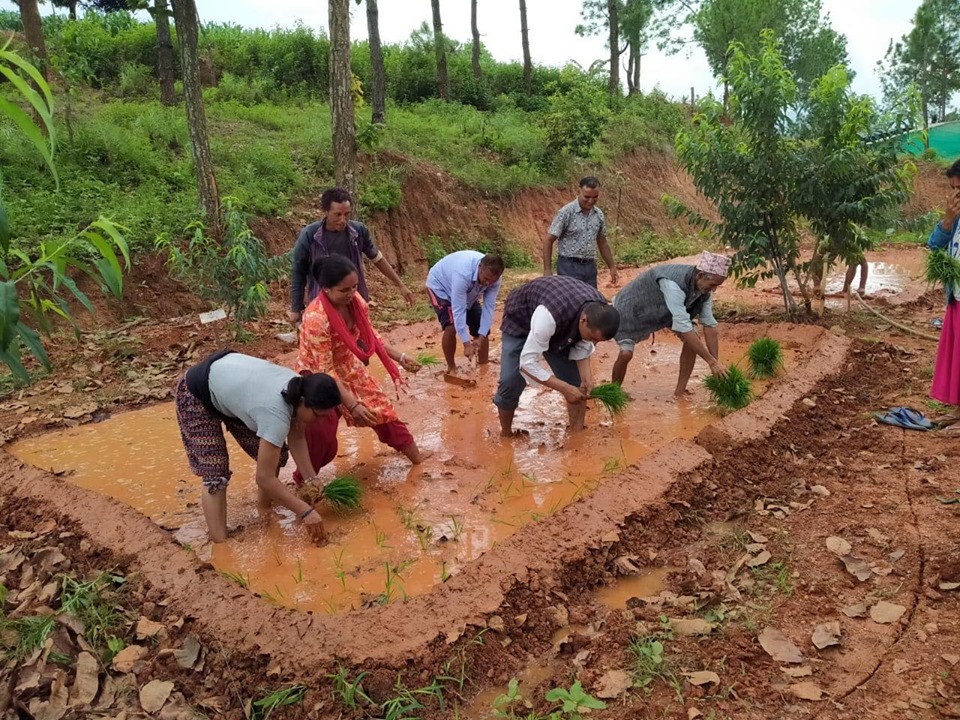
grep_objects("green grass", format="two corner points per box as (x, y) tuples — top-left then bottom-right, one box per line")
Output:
(746, 337), (784, 379)
(614, 229), (709, 267)
(590, 382), (630, 417)
(0, 615), (56, 659)
(58, 572), (127, 649)
(250, 684), (306, 720)
(703, 366), (753, 410)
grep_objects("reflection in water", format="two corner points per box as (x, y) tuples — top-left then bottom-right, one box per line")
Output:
(10, 332), (793, 615)
(824, 260), (923, 299)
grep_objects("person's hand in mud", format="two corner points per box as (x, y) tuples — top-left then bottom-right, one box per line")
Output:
(709, 359), (728, 378)
(300, 508), (326, 543)
(346, 400), (377, 427)
(558, 381), (588, 405)
(463, 340), (478, 361)
(399, 353), (421, 373)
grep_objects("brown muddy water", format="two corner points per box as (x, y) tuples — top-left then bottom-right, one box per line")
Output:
(11, 326), (802, 615)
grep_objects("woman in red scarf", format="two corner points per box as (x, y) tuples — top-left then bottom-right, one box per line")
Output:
(296, 255), (431, 465)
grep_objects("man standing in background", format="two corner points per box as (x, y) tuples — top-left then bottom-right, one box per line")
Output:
(543, 176), (619, 289)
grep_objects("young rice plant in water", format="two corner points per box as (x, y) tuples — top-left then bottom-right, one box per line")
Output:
(746, 337), (784, 379)
(704, 366), (753, 410)
(320, 476), (363, 510)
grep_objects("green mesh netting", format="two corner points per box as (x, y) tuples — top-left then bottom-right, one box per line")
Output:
(902, 122), (960, 161)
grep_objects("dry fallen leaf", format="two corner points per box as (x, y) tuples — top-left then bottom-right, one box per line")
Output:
(68, 652), (100, 708)
(139, 680), (174, 714)
(758, 627), (803, 664)
(826, 536), (851, 556)
(487, 616), (505, 633)
(669, 618), (716, 636)
(789, 682), (824, 701)
(688, 709), (702, 720)
(173, 636), (201, 669)
(747, 551), (772, 568)
(34, 520), (57, 536)
(135, 617), (166, 640)
(684, 671), (720, 687)
(940, 582), (960, 591)
(811, 622), (841, 650)
(29, 669), (68, 720)
(870, 601), (906, 624)
(594, 669), (633, 699)
(781, 666), (813, 678)
(111, 645), (148, 673)
(943, 654), (960, 666)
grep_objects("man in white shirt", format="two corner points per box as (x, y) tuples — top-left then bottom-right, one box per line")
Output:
(494, 276), (620, 436)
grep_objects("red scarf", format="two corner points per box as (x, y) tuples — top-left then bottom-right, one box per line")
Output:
(318, 291), (404, 390)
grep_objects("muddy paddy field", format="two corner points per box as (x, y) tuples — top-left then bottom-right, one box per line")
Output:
(2, 246), (959, 720)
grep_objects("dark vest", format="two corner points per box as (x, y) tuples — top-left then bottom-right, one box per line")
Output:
(615, 264), (708, 340)
(501, 276), (607, 353)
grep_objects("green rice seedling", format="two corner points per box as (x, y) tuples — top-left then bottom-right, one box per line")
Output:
(746, 337), (784, 379)
(292, 556), (304, 584)
(219, 570), (250, 589)
(415, 352), (441, 366)
(321, 476), (363, 510)
(703, 365), (753, 410)
(250, 684), (306, 720)
(328, 664), (372, 709)
(372, 523), (390, 549)
(927, 249), (960, 288)
(440, 561), (451, 583)
(414, 524), (433, 552)
(449, 516), (464, 542)
(589, 382), (630, 417)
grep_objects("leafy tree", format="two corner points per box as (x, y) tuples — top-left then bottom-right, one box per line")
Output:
(152, 0), (176, 106)
(519, 0), (532, 96)
(620, 0), (653, 94)
(653, 0), (847, 107)
(674, 31), (803, 314)
(878, 0), (960, 140)
(543, 66), (611, 155)
(795, 67), (915, 309)
(0, 41), (129, 382)
(575, 0), (621, 96)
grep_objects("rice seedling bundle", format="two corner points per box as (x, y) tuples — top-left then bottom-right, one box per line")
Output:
(703, 366), (753, 410)
(415, 352), (440, 366)
(926, 250), (960, 289)
(589, 382), (630, 417)
(746, 337), (784, 379)
(296, 476), (363, 510)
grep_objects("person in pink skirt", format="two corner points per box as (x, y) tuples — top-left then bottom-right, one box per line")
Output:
(929, 158), (960, 433)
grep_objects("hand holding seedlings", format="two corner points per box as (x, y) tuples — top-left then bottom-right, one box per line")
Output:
(399, 353), (421, 373)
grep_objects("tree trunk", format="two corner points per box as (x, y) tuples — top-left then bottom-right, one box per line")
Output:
(431, 0), (449, 100)
(607, 0), (619, 96)
(171, 0), (221, 233)
(154, 0), (177, 107)
(365, 0), (386, 125)
(470, 0), (482, 79)
(632, 44), (641, 94)
(15, 0), (48, 80)
(329, 0), (358, 198)
(519, 0), (532, 96)
(68, 0), (77, 20)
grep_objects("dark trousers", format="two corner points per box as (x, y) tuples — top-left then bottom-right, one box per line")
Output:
(557, 256), (598, 288)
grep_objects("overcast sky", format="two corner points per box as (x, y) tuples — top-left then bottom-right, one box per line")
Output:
(3, 0), (921, 101)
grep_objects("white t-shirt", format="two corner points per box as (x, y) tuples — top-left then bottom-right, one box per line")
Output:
(208, 354), (296, 448)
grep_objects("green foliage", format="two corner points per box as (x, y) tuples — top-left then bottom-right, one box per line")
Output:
(614, 229), (704, 266)
(926, 249), (960, 288)
(543, 681), (607, 719)
(746, 337), (784, 379)
(704, 365), (753, 410)
(155, 197), (283, 324)
(320, 476), (363, 510)
(415, 352), (440, 366)
(590, 382), (630, 417)
(250, 684), (306, 720)
(59, 572), (127, 650)
(0, 42), (129, 384)
(117, 63), (155, 98)
(358, 165), (404, 216)
(419, 233), (531, 270)
(629, 635), (667, 688)
(328, 665), (372, 709)
(543, 68), (611, 157)
(0, 615), (56, 659)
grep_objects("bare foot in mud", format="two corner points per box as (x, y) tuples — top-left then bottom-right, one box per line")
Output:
(940, 421), (960, 437)
(500, 428), (530, 439)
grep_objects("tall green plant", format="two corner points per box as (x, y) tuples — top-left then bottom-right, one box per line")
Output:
(155, 197), (283, 325)
(0, 40), (129, 383)
(670, 30), (805, 316)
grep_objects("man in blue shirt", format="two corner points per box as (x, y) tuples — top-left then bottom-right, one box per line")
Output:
(426, 251), (505, 375)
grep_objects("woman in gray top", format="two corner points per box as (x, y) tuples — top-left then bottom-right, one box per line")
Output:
(176, 351), (342, 543)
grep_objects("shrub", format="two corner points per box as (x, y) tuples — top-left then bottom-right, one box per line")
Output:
(155, 197), (285, 324)
(117, 63), (154, 97)
(542, 67), (611, 157)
